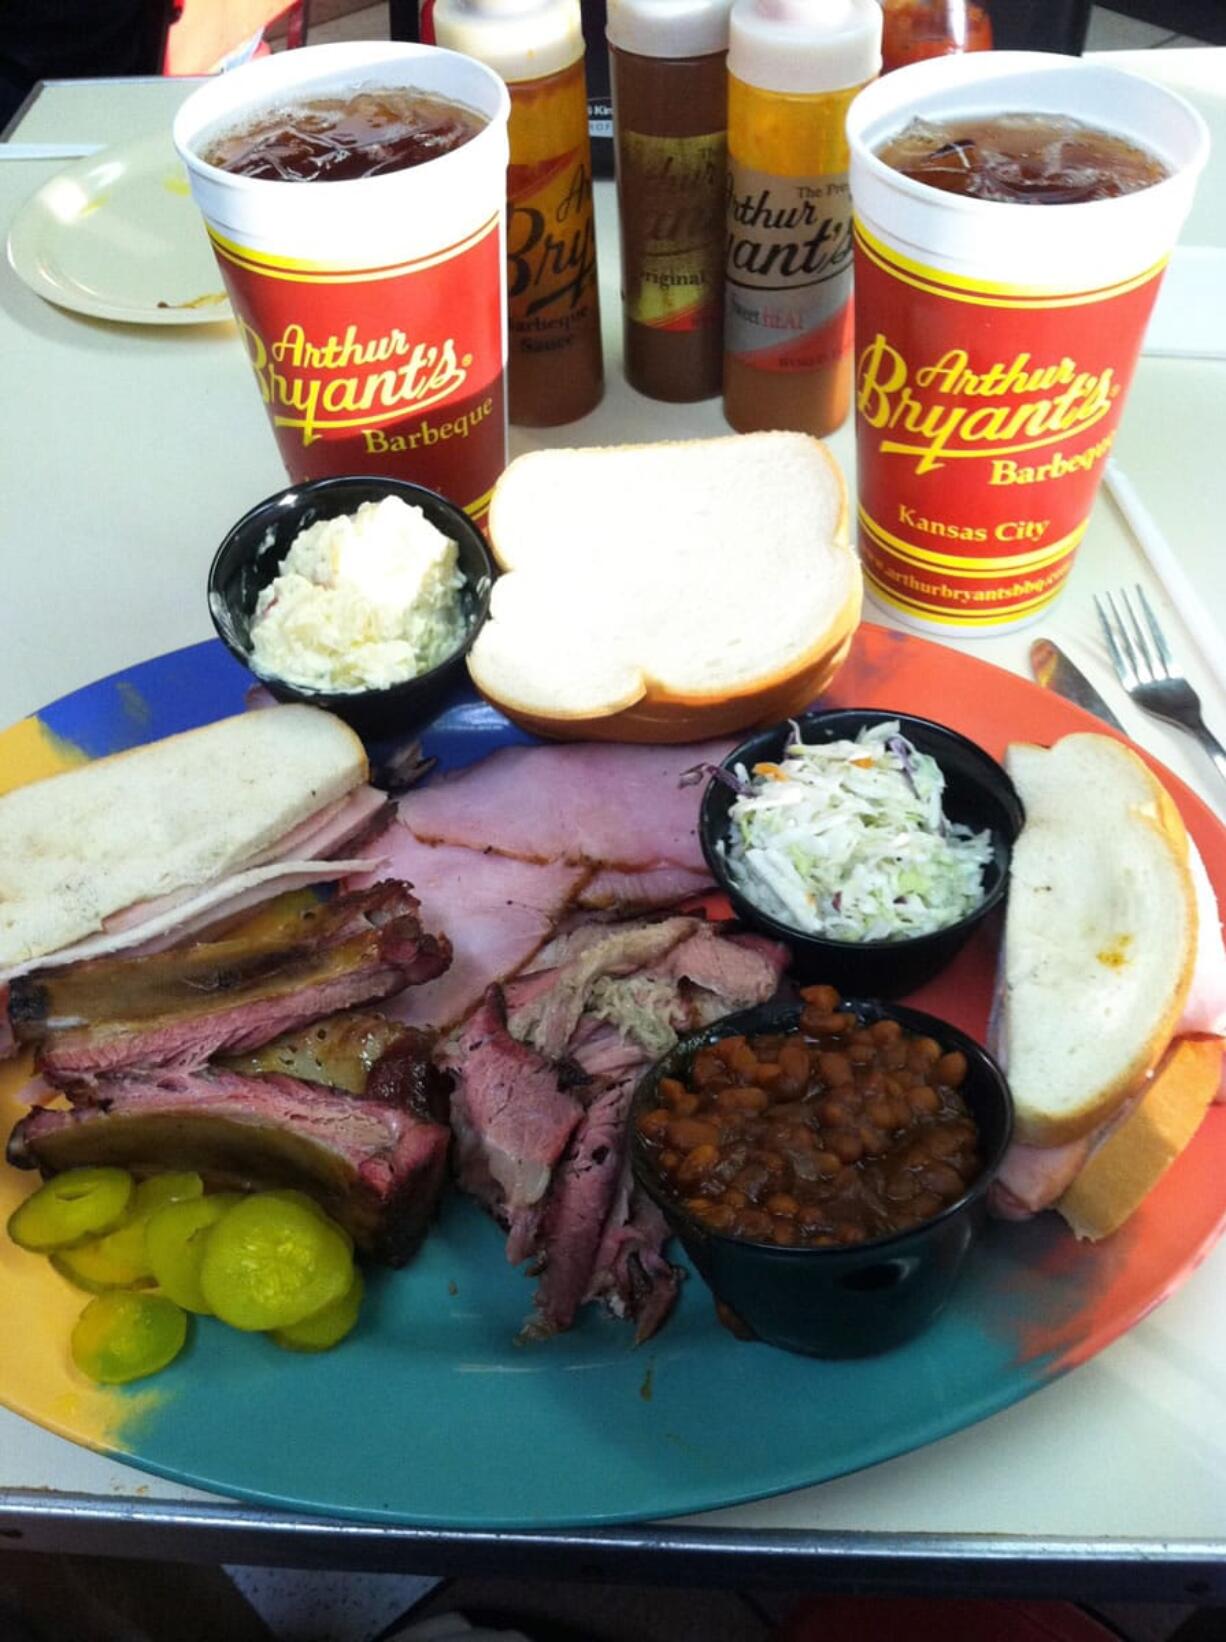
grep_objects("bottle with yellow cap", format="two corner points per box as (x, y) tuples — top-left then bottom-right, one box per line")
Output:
(723, 0), (881, 437)
(435, 0), (604, 427)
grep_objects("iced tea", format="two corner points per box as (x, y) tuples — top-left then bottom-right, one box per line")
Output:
(876, 113), (1169, 204)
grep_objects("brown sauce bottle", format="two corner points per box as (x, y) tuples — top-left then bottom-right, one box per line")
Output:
(607, 0), (732, 402)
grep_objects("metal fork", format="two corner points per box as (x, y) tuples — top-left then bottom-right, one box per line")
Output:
(1094, 585), (1226, 791)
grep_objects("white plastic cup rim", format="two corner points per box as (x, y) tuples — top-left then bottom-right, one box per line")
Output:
(173, 40), (511, 191)
(846, 51), (1211, 289)
(172, 42), (511, 264)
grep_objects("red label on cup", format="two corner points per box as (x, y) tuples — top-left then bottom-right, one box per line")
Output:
(853, 219), (1166, 628)
(210, 214), (506, 526)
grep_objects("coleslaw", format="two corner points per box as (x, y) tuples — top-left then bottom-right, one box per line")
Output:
(719, 721), (993, 942)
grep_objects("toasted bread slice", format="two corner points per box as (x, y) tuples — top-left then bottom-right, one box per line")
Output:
(467, 433), (859, 742)
(0, 705), (367, 972)
(1057, 1036), (1223, 1240)
(1001, 734), (1198, 1146)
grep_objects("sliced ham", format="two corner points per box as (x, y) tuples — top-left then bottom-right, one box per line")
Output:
(578, 866), (713, 911)
(348, 822), (590, 1032)
(1180, 841), (1226, 1099)
(0, 855), (387, 983)
(103, 788), (390, 932)
(992, 836), (1226, 1219)
(396, 740), (734, 873)
(989, 1134), (1093, 1220)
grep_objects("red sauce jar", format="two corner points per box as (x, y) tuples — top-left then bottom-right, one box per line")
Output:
(881, 0), (992, 75)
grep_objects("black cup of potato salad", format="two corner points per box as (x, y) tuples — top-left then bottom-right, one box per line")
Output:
(631, 989), (1013, 1357)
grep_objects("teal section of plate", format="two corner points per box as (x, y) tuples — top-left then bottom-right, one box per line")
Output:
(17, 636), (1224, 1528)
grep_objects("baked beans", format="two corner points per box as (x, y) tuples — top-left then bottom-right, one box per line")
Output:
(636, 986), (982, 1248)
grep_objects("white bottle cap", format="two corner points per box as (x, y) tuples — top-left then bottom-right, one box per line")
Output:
(433, 0), (585, 84)
(728, 0), (881, 94)
(606, 0), (733, 59)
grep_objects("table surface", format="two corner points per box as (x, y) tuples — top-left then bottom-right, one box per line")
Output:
(1, 58), (1225, 1592)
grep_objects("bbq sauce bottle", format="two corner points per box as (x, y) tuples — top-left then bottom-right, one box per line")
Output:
(607, 0), (733, 402)
(435, 0), (604, 427)
(723, 0), (881, 438)
(881, 0), (992, 74)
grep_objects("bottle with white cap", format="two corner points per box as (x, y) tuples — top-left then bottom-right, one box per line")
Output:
(723, 0), (881, 437)
(606, 0), (733, 402)
(434, 0), (604, 426)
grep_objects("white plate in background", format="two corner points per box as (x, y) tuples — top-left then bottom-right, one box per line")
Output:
(6, 128), (231, 326)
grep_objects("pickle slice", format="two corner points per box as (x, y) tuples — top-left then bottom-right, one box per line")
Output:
(54, 1172), (208, 1294)
(273, 1271), (365, 1353)
(133, 1172), (205, 1216)
(52, 1219), (154, 1293)
(259, 1189), (354, 1249)
(70, 1291), (188, 1384)
(200, 1193), (354, 1332)
(7, 1168), (133, 1253)
(146, 1193), (242, 1314)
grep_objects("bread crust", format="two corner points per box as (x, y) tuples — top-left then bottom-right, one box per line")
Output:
(0, 706), (368, 971)
(483, 619), (858, 745)
(472, 435), (857, 742)
(1056, 1035), (1223, 1240)
(1003, 735), (1200, 1148)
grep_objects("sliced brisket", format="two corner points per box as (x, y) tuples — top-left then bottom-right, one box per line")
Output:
(437, 990), (584, 1265)
(449, 913), (788, 1341)
(524, 1076), (637, 1338)
(584, 1171), (682, 1344)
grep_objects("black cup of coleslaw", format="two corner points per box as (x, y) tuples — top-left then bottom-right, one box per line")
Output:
(699, 709), (1024, 998)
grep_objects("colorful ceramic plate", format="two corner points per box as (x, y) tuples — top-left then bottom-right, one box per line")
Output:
(1, 625), (1223, 1528)
(6, 129), (231, 326)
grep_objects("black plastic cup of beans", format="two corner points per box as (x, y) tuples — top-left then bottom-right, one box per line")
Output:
(630, 987), (1014, 1358)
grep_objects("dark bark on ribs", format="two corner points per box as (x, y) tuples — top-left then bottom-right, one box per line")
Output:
(15, 882), (451, 1085)
(6, 1063), (449, 1266)
(0, 984), (13, 1062)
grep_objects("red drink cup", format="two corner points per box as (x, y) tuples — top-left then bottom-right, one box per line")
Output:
(174, 44), (511, 527)
(847, 54), (1208, 634)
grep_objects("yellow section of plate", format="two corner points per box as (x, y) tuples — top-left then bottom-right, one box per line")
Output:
(0, 1055), (166, 1451)
(0, 719), (160, 1448)
(0, 716), (86, 797)
(6, 129), (232, 326)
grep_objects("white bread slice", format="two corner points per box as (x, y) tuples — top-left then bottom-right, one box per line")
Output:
(468, 433), (859, 742)
(0, 705), (367, 972)
(1001, 734), (1198, 1146)
(1057, 1036), (1223, 1240)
